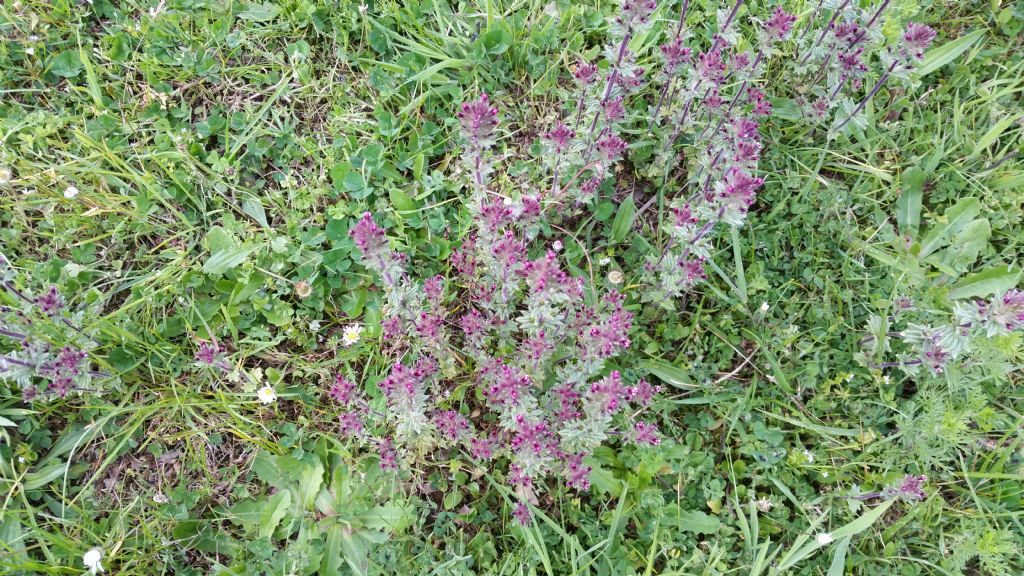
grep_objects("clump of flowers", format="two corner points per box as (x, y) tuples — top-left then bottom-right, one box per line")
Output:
(861, 289), (1024, 377)
(786, 1), (937, 133)
(0, 254), (107, 401)
(344, 92), (664, 523)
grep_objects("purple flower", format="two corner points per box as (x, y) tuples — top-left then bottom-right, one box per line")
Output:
(631, 420), (661, 445)
(618, 0), (657, 30)
(628, 379), (661, 406)
(581, 292), (633, 358)
(763, 7), (797, 43)
(483, 364), (532, 408)
(339, 411), (364, 436)
(36, 286), (64, 316)
(378, 439), (398, 471)
(696, 49), (727, 84)
(564, 452), (592, 490)
(882, 474), (928, 501)
(423, 275), (445, 303)
(580, 177), (603, 196)
(329, 374), (358, 405)
(469, 435), (498, 460)
(902, 23), (937, 61)
(551, 383), (581, 420)
(195, 342), (220, 365)
(544, 122), (575, 152)
(589, 371), (629, 414)
(603, 97), (626, 123)
(747, 88), (771, 117)
(672, 204), (698, 227)
(659, 37), (692, 74)
(434, 410), (471, 440)
(720, 168), (764, 212)
(458, 93), (499, 146)
(512, 502), (532, 526)
(596, 134), (628, 163)
(479, 199), (513, 234)
(350, 212), (388, 255)
(521, 251), (568, 294)
(573, 61), (599, 85)
(510, 416), (558, 456)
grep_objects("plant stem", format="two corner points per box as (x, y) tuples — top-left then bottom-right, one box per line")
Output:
(835, 60), (897, 131)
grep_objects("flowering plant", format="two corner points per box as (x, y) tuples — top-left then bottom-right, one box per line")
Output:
(0, 254), (108, 401)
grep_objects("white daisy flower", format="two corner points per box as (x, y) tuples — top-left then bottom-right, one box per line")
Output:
(257, 385), (277, 404)
(342, 324), (363, 347)
(64, 185), (79, 199)
(83, 548), (104, 574)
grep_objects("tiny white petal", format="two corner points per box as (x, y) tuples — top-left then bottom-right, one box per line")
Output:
(257, 386), (277, 404)
(816, 533), (833, 545)
(759, 302), (769, 312)
(64, 185), (79, 198)
(83, 548), (104, 574)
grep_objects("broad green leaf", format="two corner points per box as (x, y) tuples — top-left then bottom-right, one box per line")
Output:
(917, 29), (984, 77)
(341, 531), (370, 576)
(639, 359), (694, 389)
(237, 3), (282, 21)
(360, 504), (409, 532)
(948, 265), (1019, 300)
(936, 218), (990, 272)
(896, 167), (925, 235)
(204, 226), (236, 253)
(675, 510), (720, 534)
(389, 189), (417, 213)
(203, 246), (254, 275)
(321, 523), (345, 574)
(50, 50), (83, 78)
(24, 463), (69, 490)
(827, 535), (852, 576)
(241, 197), (269, 228)
(259, 490), (291, 539)
(919, 198), (981, 258)
(610, 196), (636, 244)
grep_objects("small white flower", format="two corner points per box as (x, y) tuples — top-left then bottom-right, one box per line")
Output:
(755, 496), (773, 512)
(552, 240), (563, 251)
(64, 185), (79, 198)
(83, 548), (104, 574)
(257, 385), (277, 404)
(308, 320), (321, 332)
(816, 533), (834, 546)
(607, 270), (624, 285)
(882, 374), (890, 385)
(342, 324), (363, 347)
(502, 196), (513, 206)
(803, 449), (814, 463)
(358, 3), (368, 13)
(17, 456), (25, 463)
(759, 302), (770, 313)
(599, 257), (611, 266)
(822, 471), (829, 478)
(845, 373), (854, 383)
(25, 46), (34, 55)
(153, 493), (169, 504)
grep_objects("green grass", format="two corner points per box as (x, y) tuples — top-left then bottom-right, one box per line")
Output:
(1, 0), (1023, 575)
